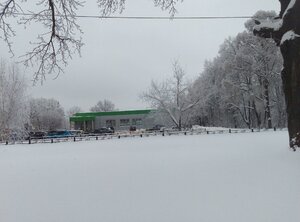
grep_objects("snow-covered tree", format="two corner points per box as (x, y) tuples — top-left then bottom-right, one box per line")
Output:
(189, 11), (285, 129)
(254, 0), (300, 149)
(66, 106), (83, 129)
(0, 59), (28, 140)
(90, 100), (116, 112)
(29, 98), (65, 131)
(142, 61), (199, 130)
(66, 106), (82, 117)
(189, 57), (233, 127)
(220, 23), (284, 129)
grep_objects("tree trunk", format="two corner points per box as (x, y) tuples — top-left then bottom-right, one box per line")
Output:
(252, 101), (262, 128)
(253, 0), (300, 149)
(178, 116), (182, 131)
(248, 101), (252, 129)
(263, 79), (272, 128)
(281, 38), (300, 149)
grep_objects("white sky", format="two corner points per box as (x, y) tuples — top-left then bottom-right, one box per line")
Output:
(0, 0), (280, 111)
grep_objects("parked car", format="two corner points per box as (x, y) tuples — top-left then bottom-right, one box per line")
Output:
(47, 130), (73, 138)
(27, 131), (47, 140)
(93, 127), (114, 134)
(129, 126), (137, 132)
(169, 126), (181, 131)
(69, 130), (83, 136)
(146, 124), (165, 132)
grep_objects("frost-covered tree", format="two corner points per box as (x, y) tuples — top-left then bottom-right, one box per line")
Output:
(0, 0), (181, 81)
(90, 100), (116, 112)
(254, 0), (300, 149)
(0, 59), (28, 140)
(188, 56), (235, 128)
(66, 106), (82, 117)
(220, 22), (284, 129)
(29, 98), (65, 131)
(189, 11), (285, 129)
(142, 61), (199, 130)
(66, 106), (82, 129)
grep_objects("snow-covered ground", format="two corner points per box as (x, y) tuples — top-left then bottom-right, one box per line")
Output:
(1, 131), (300, 222)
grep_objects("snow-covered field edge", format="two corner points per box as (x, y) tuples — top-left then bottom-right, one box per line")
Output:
(0, 127), (287, 146)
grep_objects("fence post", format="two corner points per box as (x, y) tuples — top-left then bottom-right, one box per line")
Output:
(229, 129), (231, 133)
(51, 139), (53, 143)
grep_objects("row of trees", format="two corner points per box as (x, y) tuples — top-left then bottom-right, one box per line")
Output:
(29, 98), (117, 132)
(0, 59), (68, 136)
(143, 11), (286, 130)
(0, 60), (28, 132)
(0, 59), (117, 138)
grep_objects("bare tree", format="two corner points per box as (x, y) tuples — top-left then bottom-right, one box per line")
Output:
(65, 106), (82, 129)
(0, 59), (28, 140)
(29, 97), (65, 131)
(254, 0), (300, 149)
(90, 99), (115, 112)
(0, 0), (181, 81)
(142, 61), (199, 130)
(67, 106), (82, 117)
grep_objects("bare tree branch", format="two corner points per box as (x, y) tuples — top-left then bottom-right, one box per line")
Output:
(19, 0), (84, 83)
(97, 0), (126, 15)
(0, 1), (181, 82)
(153, 0), (182, 16)
(0, 0), (23, 55)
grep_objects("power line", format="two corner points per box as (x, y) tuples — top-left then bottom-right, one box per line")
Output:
(78, 15), (254, 20)
(71, 15), (254, 20)
(10, 12), (254, 20)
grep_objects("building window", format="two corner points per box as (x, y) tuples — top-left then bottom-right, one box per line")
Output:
(106, 120), (116, 128)
(132, 118), (142, 126)
(120, 119), (130, 126)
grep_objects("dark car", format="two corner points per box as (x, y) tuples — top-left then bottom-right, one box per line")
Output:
(129, 126), (137, 132)
(26, 131), (47, 140)
(147, 124), (165, 132)
(93, 127), (114, 134)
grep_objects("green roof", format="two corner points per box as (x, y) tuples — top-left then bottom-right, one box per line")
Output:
(69, 116), (95, 122)
(70, 109), (153, 122)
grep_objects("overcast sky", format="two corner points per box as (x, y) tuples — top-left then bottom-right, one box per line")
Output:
(0, 0), (279, 112)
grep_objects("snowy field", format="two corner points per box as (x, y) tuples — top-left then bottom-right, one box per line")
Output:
(1, 131), (300, 222)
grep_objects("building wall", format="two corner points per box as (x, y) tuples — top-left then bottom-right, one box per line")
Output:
(95, 113), (154, 131)
(71, 110), (158, 132)
(74, 121), (94, 132)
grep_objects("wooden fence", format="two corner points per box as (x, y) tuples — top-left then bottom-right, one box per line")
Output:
(1, 127), (287, 146)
